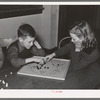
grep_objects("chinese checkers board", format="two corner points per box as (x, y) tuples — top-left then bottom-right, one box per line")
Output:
(17, 58), (70, 80)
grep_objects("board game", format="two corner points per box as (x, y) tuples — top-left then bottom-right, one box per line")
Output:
(17, 57), (70, 80)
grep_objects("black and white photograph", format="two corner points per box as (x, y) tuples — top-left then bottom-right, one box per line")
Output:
(0, 2), (100, 98)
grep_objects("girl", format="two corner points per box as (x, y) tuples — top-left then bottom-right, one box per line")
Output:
(44, 21), (100, 72)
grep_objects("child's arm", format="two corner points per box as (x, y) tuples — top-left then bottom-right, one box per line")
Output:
(31, 40), (46, 57)
(7, 46), (26, 68)
(43, 42), (71, 63)
(25, 56), (43, 64)
(7, 46), (43, 68)
(44, 53), (56, 62)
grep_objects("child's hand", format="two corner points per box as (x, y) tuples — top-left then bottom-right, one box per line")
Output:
(39, 58), (45, 65)
(44, 53), (55, 62)
(75, 47), (82, 52)
(33, 56), (45, 65)
(34, 40), (41, 49)
(75, 42), (83, 52)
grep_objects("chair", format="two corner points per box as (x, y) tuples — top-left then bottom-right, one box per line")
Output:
(58, 36), (71, 49)
(58, 36), (71, 59)
(0, 36), (17, 70)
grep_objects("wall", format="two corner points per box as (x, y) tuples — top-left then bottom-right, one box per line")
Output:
(95, 6), (100, 30)
(0, 5), (59, 49)
(41, 5), (59, 49)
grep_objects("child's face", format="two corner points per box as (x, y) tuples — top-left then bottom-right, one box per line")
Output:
(20, 36), (35, 49)
(70, 33), (84, 48)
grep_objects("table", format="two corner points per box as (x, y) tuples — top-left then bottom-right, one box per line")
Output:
(0, 63), (100, 89)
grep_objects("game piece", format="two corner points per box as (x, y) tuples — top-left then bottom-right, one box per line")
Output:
(17, 58), (70, 80)
(5, 75), (7, 77)
(5, 83), (8, 87)
(2, 80), (5, 84)
(44, 67), (46, 68)
(10, 72), (12, 74)
(36, 66), (39, 70)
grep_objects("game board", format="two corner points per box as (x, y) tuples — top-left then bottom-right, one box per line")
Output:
(17, 57), (70, 80)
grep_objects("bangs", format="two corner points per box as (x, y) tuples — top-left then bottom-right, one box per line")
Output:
(69, 26), (83, 38)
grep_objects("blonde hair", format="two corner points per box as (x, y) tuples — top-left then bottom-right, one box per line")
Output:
(69, 21), (97, 48)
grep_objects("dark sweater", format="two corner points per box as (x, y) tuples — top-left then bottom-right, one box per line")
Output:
(55, 42), (100, 71)
(7, 40), (45, 68)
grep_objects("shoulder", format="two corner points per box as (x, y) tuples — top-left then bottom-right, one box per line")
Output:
(83, 47), (100, 60)
(8, 40), (18, 47)
(90, 47), (100, 57)
(7, 40), (19, 51)
(83, 46), (99, 55)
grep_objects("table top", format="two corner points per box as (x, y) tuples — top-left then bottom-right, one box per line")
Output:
(0, 63), (100, 89)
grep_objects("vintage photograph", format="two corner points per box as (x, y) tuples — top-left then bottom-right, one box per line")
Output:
(0, 4), (100, 90)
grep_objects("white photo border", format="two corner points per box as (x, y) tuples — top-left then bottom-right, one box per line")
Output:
(0, 1), (100, 98)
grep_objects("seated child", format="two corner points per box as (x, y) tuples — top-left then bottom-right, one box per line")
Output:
(43, 21), (100, 72)
(7, 24), (45, 68)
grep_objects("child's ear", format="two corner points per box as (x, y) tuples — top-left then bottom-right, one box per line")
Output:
(19, 37), (23, 42)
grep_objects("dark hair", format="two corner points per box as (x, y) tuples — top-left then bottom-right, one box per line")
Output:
(18, 24), (36, 38)
(69, 21), (97, 48)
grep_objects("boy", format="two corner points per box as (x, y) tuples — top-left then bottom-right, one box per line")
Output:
(7, 24), (45, 68)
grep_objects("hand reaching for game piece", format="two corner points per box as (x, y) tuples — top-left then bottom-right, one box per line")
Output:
(33, 56), (45, 66)
(43, 53), (56, 63)
(39, 58), (45, 65)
